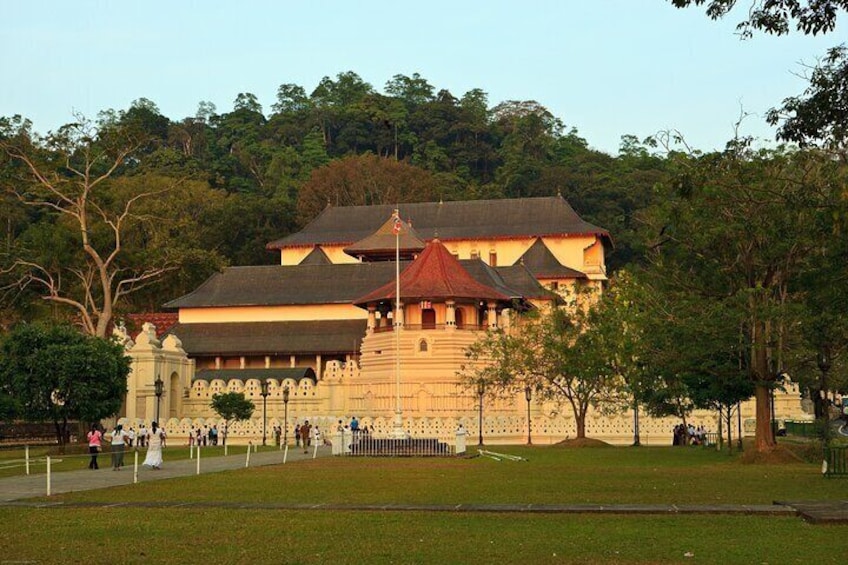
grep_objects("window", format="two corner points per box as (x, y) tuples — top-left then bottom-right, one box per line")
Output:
(489, 251), (497, 266)
(455, 308), (465, 328)
(422, 308), (436, 329)
(418, 339), (429, 352)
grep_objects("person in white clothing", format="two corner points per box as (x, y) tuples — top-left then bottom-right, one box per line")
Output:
(109, 424), (129, 470)
(142, 421), (166, 470)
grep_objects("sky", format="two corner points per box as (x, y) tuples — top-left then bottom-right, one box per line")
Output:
(0, 1), (840, 155)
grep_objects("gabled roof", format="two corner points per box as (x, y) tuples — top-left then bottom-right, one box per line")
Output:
(267, 196), (609, 250)
(460, 260), (560, 302)
(354, 239), (509, 306)
(299, 246), (332, 265)
(166, 320), (366, 355)
(194, 367), (317, 383)
(518, 238), (587, 279)
(343, 214), (426, 259)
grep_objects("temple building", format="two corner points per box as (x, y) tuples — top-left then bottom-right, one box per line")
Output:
(116, 195), (804, 444)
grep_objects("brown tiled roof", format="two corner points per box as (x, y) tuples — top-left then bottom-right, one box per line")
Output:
(354, 239), (509, 306)
(166, 320), (366, 356)
(518, 238), (587, 279)
(194, 367), (317, 383)
(460, 261), (560, 302)
(299, 246), (332, 265)
(267, 196), (610, 250)
(163, 263), (405, 309)
(343, 214), (426, 259)
(164, 260), (552, 310)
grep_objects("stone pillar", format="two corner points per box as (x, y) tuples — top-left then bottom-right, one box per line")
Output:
(446, 300), (456, 331)
(265, 356), (271, 368)
(396, 302), (405, 327)
(290, 355), (296, 368)
(487, 301), (498, 329)
(316, 354), (322, 380)
(240, 356), (246, 369)
(366, 305), (376, 334)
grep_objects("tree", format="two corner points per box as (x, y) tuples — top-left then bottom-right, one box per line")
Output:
(670, 1), (848, 37)
(0, 322), (130, 449)
(766, 45), (848, 158)
(296, 153), (440, 224)
(461, 289), (628, 440)
(638, 142), (844, 452)
(0, 114), (184, 337)
(210, 392), (254, 446)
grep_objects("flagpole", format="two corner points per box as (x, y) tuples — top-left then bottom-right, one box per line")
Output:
(392, 210), (404, 438)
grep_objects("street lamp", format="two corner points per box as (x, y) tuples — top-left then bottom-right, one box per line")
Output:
(477, 380), (485, 446)
(260, 379), (270, 446)
(817, 349), (832, 445)
(154, 375), (164, 423)
(632, 399), (641, 447)
(524, 386), (532, 445)
(282, 384), (290, 446)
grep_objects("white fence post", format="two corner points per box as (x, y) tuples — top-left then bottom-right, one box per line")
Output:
(46, 456), (51, 496)
(245, 443), (251, 468)
(196, 445), (201, 475)
(133, 451), (139, 484)
(25, 445), (30, 475)
(283, 444), (288, 464)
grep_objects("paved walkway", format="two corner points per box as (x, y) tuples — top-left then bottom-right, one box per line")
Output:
(0, 444), (329, 502)
(1, 448), (845, 524)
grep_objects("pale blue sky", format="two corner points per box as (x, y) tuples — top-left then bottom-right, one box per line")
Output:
(0, 1), (838, 155)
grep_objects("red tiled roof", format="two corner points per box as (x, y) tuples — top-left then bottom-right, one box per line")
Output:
(354, 239), (509, 306)
(125, 313), (179, 338)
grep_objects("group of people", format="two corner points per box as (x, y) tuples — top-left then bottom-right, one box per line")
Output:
(335, 416), (372, 436)
(86, 421), (167, 471)
(188, 425), (220, 447)
(672, 423), (709, 446)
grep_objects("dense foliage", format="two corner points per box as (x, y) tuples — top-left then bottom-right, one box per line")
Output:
(0, 72), (669, 330)
(0, 323), (130, 447)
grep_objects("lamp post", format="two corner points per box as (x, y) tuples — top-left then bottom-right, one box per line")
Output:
(153, 375), (164, 423)
(260, 379), (270, 446)
(477, 380), (485, 446)
(282, 384), (290, 446)
(736, 401), (743, 451)
(817, 349), (832, 445)
(632, 399), (641, 447)
(524, 386), (532, 445)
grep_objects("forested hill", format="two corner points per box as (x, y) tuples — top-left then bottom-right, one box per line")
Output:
(0, 71), (668, 323)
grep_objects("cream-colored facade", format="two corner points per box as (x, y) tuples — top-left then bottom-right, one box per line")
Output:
(118, 197), (811, 445)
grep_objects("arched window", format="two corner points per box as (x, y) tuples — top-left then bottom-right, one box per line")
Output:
(455, 308), (465, 329)
(422, 308), (436, 329)
(419, 339), (429, 352)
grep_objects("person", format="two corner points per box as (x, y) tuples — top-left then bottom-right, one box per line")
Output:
(127, 427), (136, 448)
(210, 425), (218, 446)
(299, 420), (311, 453)
(274, 425), (281, 446)
(142, 421), (166, 470)
(350, 416), (359, 434)
(110, 424), (128, 470)
(87, 424), (103, 470)
(138, 424), (148, 448)
(294, 424), (301, 447)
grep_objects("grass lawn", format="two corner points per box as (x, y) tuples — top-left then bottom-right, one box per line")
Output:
(2, 444), (846, 564)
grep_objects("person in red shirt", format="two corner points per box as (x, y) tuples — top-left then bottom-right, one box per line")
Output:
(87, 424), (103, 470)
